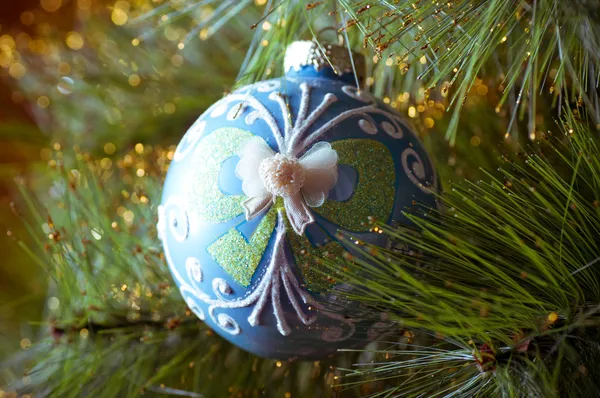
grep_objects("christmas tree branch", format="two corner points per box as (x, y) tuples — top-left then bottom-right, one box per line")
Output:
(134, 0), (600, 144)
(327, 108), (600, 396)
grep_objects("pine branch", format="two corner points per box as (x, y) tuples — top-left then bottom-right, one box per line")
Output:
(328, 108), (600, 396)
(135, 0), (600, 144)
(11, 0), (598, 148)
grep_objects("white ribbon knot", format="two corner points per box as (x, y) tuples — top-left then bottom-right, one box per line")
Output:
(235, 137), (338, 235)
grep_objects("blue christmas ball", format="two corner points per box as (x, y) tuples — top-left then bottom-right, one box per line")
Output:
(158, 43), (438, 360)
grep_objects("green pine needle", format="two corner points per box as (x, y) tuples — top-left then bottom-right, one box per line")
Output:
(137, 0), (600, 144)
(326, 108), (600, 396)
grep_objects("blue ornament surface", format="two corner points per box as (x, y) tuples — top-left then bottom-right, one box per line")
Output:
(158, 67), (438, 360)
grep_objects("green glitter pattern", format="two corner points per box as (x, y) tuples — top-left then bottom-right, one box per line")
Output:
(316, 139), (396, 231)
(288, 229), (345, 292)
(208, 207), (277, 287)
(188, 127), (255, 223)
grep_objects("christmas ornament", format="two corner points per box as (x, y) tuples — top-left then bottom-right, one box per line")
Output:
(158, 40), (438, 359)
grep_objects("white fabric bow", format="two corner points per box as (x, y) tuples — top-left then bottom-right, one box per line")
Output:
(235, 137), (338, 235)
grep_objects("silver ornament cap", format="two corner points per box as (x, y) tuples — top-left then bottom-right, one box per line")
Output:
(284, 40), (366, 85)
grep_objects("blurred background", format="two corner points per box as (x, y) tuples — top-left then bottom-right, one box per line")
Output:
(0, 0), (260, 362)
(1, 1), (49, 357)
